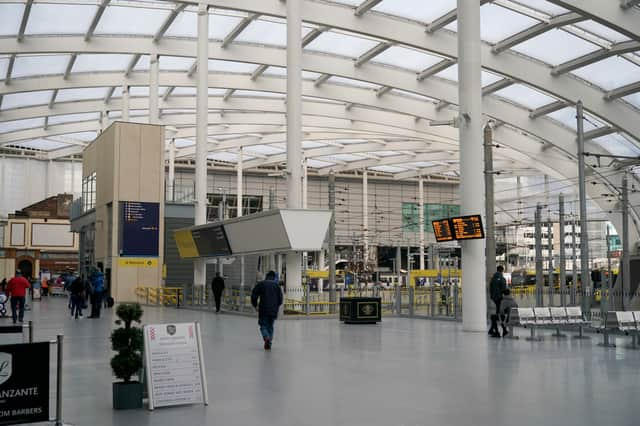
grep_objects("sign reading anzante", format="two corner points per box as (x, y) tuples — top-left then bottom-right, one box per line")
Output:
(143, 322), (208, 410)
(0, 342), (49, 425)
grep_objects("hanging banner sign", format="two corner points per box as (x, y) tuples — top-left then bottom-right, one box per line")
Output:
(143, 322), (208, 410)
(0, 342), (49, 425)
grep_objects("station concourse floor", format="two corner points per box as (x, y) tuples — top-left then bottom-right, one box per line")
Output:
(3, 297), (638, 426)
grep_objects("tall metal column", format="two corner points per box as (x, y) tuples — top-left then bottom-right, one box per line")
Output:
(571, 220), (577, 305)
(328, 171), (336, 309)
(622, 172), (630, 310)
(268, 187), (276, 273)
(193, 3), (208, 297)
(484, 123), (495, 314)
(302, 159), (308, 209)
(577, 101), (591, 313)
(168, 138), (176, 202)
(149, 53), (159, 124)
(237, 148), (245, 297)
(559, 194), (566, 306)
(418, 176), (425, 270)
(535, 204), (543, 307)
(458, 0), (485, 331)
(318, 248), (325, 294)
(285, 0), (303, 300)
(547, 217), (553, 306)
(122, 85), (130, 121)
(362, 169), (369, 269)
(604, 224), (611, 316)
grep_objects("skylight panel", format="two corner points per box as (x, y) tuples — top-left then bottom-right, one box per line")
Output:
(306, 159), (335, 168)
(373, 0), (456, 24)
(95, 6), (170, 36)
(573, 21), (631, 44)
(1, 90), (52, 110)
(234, 20), (289, 47)
(302, 141), (327, 149)
(492, 84), (557, 109)
(208, 151), (243, 163)
(14, 139), (70, 151)
(172, 87), (197, 96)
(547, 107), (603, 131)
(209, 88), (226, 96)
(328, 76), (378, 89)
(12, 55), (70, 79)
(164, 10), (197, 38)
(0, 56), (9, 80)
(434, 65), (503, 86)
(322, 153), (365, 162)
(445, 3), (540, 44)
(73, 54), (133, 73)
(369, 165), (407, 173)
(571, 56), (640, 91)
(623, 93), (640, 109)
(65, 131), (98, 142)
(174, 138), (194, 148)
(0, 3), (24, 36)
(511, 29), (600, 66)
(245, 145), (285, 155)
(48, 112), (101, 126)
(264, 66), (286, 77)
(509, 0), (569, 16)
(208, 60), (257, 74)
(305, 31), (380, 59)
(134, 55), (150, 71)
(303, 71), (322, 80)
(406, 161), (437, 168)
(593, 133), (640, 157)
(160, 56), (194, 71)
(25, 3), (95, 35)
(56, 88), (108, 103)
(371, 46), (442, 72)
(210, 14), (245, 40)
(0, 118), (44, 134)
(129, 86), (150, 97)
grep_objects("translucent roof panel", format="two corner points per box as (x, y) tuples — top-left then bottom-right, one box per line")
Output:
(95, 6), (171, 36)
(445, 3), (541, 44)
(305, 31), (380, 59)
(209, 14), (245, 40)
(371, 46), (443, 73)
(160, 56), (194, 71)
(306, 159), (335, 168)
(0, 118), (45, 134)
(623, 93), (640, 109)
(511, 29), (600, 66)
(73, 54), (133, 73)
(573, 20), (631, 44)
(208, 60), (257, 74)
(546, 107), (603, 131)
(319, 154), (364, 162)
(64, 132), (98, 142)
(328, 76), (378, 89)
(56, 88), (108, 103)
(302, 141), (328, 149)
(134, 55), (150, 72)
(14, 139), (70, 151)
(245, 145), (285, 155)
(171, 87), (197, 96)
(372, 0), (456, 24)
(233, 90), (284, 99)
(592, 133), (640, 157)
(12, 55), (69, 78)
(164, 12), (244, 40)
(0, 57), (9, 80)
(434, 65), (503, 87)
(48, 112), (101, 126)
(234, 20), (297, 48)
(1, 90), (52, 110)
(374, 151), (403, 157)
(0, 3), (23, 36)
(509, 0), (569, 16)
(571, 56), (640, 91)
(174, 138), (194, 148)
(25, 3), (95, 35)
(208, 88), (226, 96)
(492, 84), (557, 109)
(369, 165), (407, 173)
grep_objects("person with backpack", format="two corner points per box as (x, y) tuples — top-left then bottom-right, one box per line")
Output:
(251, 271), (283, 350)
(69, 276), (85, 319)
(88, 268), (105, 318)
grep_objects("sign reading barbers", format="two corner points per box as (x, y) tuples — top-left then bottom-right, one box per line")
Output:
(143, 322), (208, 410)
(0, 342), (49, 425)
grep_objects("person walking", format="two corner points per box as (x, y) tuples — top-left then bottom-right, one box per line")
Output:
(211, 272), (225, 313)
(251, 271), (283, 350)
(499, 289), (519, 337)
(7, 270), (30, 324)
(88, 268), (105, 318)
(69, 275), (85, 319)
(488, 265), (507, 338)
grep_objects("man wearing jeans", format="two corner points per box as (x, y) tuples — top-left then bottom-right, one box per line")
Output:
(7, 270), (30, 324)
(251, 271), (283, 350)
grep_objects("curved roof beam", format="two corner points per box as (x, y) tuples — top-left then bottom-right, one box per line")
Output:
(552, 40), (640, 76)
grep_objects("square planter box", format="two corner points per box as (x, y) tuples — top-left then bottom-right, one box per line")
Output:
(113, 381), (143, 410)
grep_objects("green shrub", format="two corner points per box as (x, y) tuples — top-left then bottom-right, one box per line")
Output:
(110, 303), (144, 382)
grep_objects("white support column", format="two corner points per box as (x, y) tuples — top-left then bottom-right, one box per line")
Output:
(362, 169), (369, 268)
(100, 110), (109, 130)
(193, 4), (208, 299)
(286, 0), (303, 301)
(168, 139), (176, 202)
(149, 54), (159, 124)
(237, 147), (245, 293)
(318, 248), (325, 294)
(46, 160), (53, 197)
(418, 175), (425, 270)
(121, 85), (130, 122)
(302, 158), (308, 209)
(457, 0), (486, 332)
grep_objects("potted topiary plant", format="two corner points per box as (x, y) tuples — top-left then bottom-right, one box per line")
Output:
(110, 303), (144, 409)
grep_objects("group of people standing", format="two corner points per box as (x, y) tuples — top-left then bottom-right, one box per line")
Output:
(68, 268), (106, 319)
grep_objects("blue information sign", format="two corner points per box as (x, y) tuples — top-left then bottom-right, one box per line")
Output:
(119, 201), (160, 257)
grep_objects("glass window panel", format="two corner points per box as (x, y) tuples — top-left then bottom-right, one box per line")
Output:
(207, 151), (240, 162)
(546, 107), (603, 131)
(48, 112), (100, 126)
(371, 46), (442, 72)
(129, 86), (149, 97)
(25, 4), (95, 35)
(210, 14), (244, 40)
(73, 54), (132, 73)
(373, 0), (456, 24)
(512, 29), (599, 66)
(509, 0), (569, 16)
(95, 6), (171, 36)
(446, 4), (540, 44)
(592, 133), (640, 157)
(245, 144), (285, 155)
(369, 165), (407, 173)
(1, 90), (53, 109)
(0, 117), (44, 134)
(328, 76), (378, 89)
(160, 56), (194, 71)
(14, 139), (70, 151)
(571, 56), (640, 91)
(56, 88), (108, 103)
(134, 55), (150, 71)
(234, 20), (289, 47)
(172, 87), (197, 96)
(174, 138), (194, 148)
(306, 159), (335, 168)
(208, 60), (257, 73)
(623, 93), (640, 109)
(573, 20), (630, 43)
(405, 161), (436, 168)
(0, 3), (24, 36)
(12, 55), (69, 78)
(306, 31), (380, 58)
(302, 141), (327, 149)
(492, 84), (557, 109)
(65, 131), (98, 142)
(264, 66), (286, 77)
(165, 10), (197, 38)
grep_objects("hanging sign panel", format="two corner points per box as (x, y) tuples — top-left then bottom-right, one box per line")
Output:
(432, 219), (454, 242)
(119, 201), (160, 257)
(143, 322), (208, 410)
(0, 342), (49, 425)
(190, 225), (231, 257)
(451, 215), (485, 240)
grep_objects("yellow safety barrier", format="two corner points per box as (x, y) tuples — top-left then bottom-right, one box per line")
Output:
(135, 286), (184, 306)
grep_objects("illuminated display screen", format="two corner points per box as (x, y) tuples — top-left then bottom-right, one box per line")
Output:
(451, 215), (485, 240)
(432, 219), (454, 242)
(191, 224), (232, 257)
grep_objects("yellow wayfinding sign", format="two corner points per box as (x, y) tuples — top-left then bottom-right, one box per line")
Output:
(174, 229), (199, 258)
(119, 258), (159, 267)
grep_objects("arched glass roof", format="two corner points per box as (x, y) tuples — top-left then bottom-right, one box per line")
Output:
(0, 0), (638, 218)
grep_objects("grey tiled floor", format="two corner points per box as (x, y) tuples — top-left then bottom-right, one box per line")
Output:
(2, 296), (638, 426)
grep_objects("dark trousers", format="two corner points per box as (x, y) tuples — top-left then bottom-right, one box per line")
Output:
(213, 290), (222, 312)
(493, 298), (502, 315)
(91, 291), (103, 318)
(71, 294), (83, 318)
(258, 316), (276, 341)
(10, 296), (26, 323)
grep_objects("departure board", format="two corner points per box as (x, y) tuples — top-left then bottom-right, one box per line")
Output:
(191, 224), (232, 257)
(432, 219), (454, 242)
(451, 215), (485, 240)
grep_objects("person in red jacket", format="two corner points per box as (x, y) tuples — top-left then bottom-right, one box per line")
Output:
(7, 270), (30, 324)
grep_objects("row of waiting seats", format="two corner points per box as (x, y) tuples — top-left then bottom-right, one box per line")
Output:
(594, 311), (640, 348)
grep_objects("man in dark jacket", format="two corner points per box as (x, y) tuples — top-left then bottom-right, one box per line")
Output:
(251, 271), (283, 350)
(211, 272), (225, 313)
(489, 265), (507, 314)
(69, 276), (85, 319)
